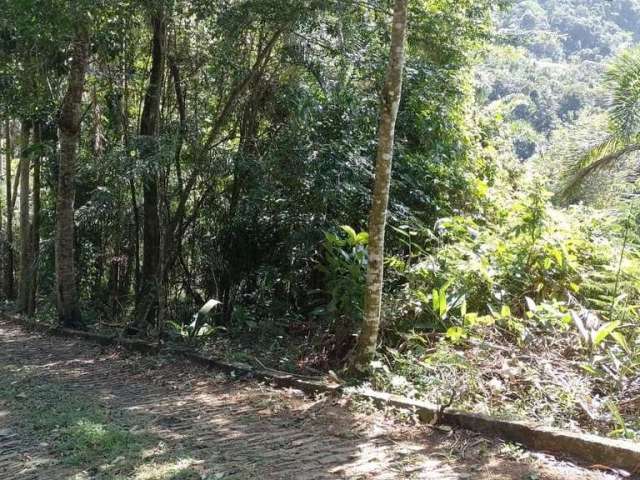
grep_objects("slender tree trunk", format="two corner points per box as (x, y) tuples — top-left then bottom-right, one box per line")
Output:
(351, 0), (409, 372)
(134, 10), (166, 333)
(17, 120), (32, 313)
(3, 119), (12, 300)
(55, 28), (89, 328)
(122, 34), (139, 304)
(28, 122), (41, 315)
(91, 85), (104, 155)
(0, 123), (3, 296)
(129, 179), (141, 297)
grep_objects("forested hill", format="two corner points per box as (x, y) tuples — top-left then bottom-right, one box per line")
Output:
(478, 0), (640, 160)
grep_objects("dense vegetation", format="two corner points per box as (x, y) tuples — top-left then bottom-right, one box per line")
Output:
(1, 0), (639, 442)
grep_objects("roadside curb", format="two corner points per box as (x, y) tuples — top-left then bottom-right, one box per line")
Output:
(4, 313), (639, 474)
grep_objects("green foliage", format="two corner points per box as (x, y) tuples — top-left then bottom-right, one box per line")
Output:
(370, 157), (640, 436)
(478, 0), (640, 160)
(550, 48), (640, 203)
(1, 0), (508, 338)
(317, 226), (368, 327)
(607, 47), (640, 138)
(167, 319), (225, 342)
(390, 177), (640, 340)
(387, 182), (581, 334)
(4, 0), (640, 444)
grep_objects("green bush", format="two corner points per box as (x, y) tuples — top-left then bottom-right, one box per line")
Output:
(316, 226), (368, 327)
(385, 176), (640, 370)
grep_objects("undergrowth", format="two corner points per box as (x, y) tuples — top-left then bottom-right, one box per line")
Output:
(316, 169), (640, 440)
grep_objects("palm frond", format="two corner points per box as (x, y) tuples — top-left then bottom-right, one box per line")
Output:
(555, 135), (640, 203)
(555, 49), (640, 204)
(606, 48), (640, 139)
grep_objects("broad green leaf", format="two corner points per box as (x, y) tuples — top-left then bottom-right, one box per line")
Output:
(340, 225), (358, 244)
(525, 296), (537, 312)
(439, 291), (448, 318)
(324, 231), (345, 247)
(432, 289), (439, 313)
(464, 312), (478, 326)
(355, 232), (369, 245)
(611, 331), (630, 353)
(593, 321), (620, 348)
(199, 298), (221, 316)
(446, 326), (466, 344)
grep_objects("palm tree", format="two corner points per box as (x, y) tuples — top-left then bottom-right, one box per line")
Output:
(558, 48), (640, 202)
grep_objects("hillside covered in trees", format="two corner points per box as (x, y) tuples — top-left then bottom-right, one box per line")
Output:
(480, 0), (640, 158)
(1, 0), (640, 476)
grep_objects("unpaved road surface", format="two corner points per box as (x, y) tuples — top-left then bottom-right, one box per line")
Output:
(0, 318), (629, 479)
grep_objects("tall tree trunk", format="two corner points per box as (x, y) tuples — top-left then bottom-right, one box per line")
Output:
(55, 28), (89, 328)
(28, 122), (42, 315)
(129, 179), (141, 297)
(134, 10), (166, 333)
(351, 0), (408, 372)
(121, 33), (138, 303)
(17, 120), (31, 313)
(0, 123), (3, 296)
(3, 119), (12, 300)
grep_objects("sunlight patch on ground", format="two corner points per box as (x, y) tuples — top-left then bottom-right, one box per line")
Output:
(133, 458), (203, 480)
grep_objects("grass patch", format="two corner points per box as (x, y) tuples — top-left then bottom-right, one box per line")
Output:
(0, 364), (153, 476)
(0, 361), (228, 479)
(133, 458), (203, 480)
(59, 418), (142, 466)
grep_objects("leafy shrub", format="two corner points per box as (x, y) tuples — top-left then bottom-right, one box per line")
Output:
(382, 171), (640, 375)
(316, 226), (368, 327)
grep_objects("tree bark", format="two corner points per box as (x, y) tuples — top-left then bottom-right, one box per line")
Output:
(17, 120), (31, 313)
(28, 122), (42, 315)
(134, 10), (166, 333)
(129, 178), (141, 297)
(55, 28), (89, 328)
(4, 119), (13, 300)
(351, 0), (409, 372)
(0, 122), (3, 296)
